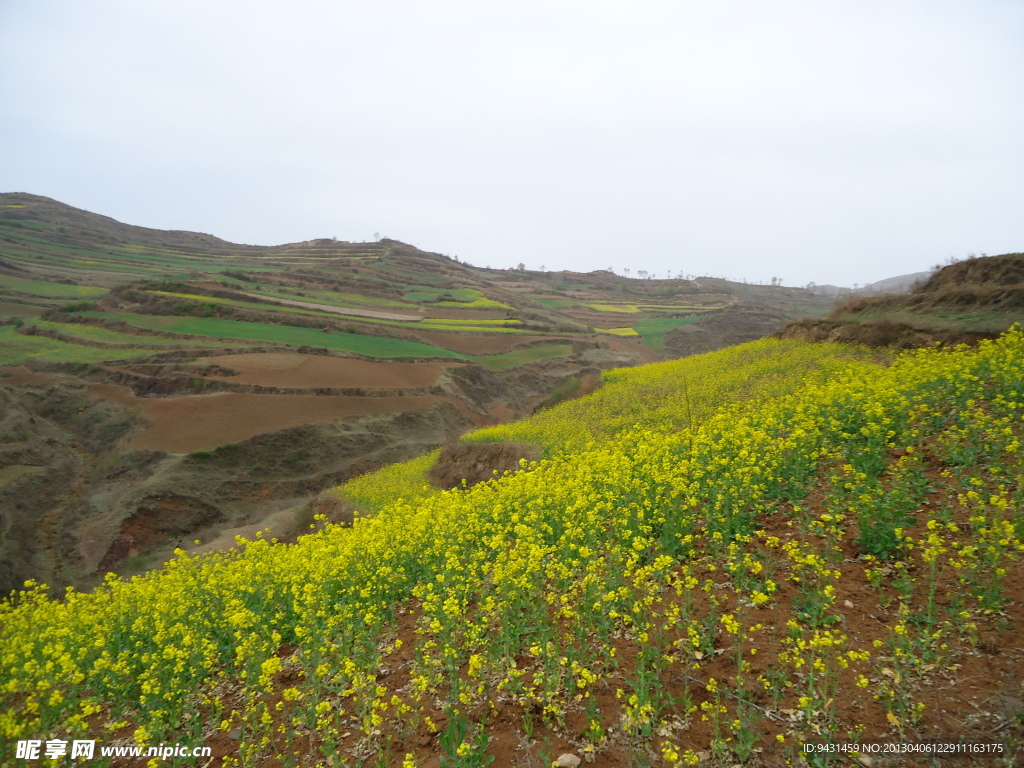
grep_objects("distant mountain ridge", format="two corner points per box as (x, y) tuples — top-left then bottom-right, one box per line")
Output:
(0, 191), (388, 259)
(861, 271), (932, 294)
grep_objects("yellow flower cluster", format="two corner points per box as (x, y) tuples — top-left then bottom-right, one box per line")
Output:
(1, 329), (1021, 765)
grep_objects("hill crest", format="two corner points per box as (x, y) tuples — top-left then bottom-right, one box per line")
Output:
(778, 251), (1024, 347)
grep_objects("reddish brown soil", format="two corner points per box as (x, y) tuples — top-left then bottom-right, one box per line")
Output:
(778, 319), (998, 349)
(578, 370), (602, 396)
(427, 442), (539, 489)
(488, 402), (514, 422)
(413, 331), (562, 354)
(97, 495), (225, 571)
(608, 336), (660, 363)
(449, 398), (501, 429)
(196, 353), (458, 389)
(0, 365), (62, 386)
(89, 383), (444, 453)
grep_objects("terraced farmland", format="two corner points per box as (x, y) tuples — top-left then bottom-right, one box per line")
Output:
(0, 192), (840, 617)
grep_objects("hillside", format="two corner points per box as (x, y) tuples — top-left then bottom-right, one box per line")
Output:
(861, 271), (931, 294)
(2, 331), (1023, 766)
(0, 193), (835, 351)
(779, 253), (1024, 348)
(0, 194), (838, 594)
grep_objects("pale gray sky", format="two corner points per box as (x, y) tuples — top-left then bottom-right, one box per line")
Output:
(2, 1), (1022, 286)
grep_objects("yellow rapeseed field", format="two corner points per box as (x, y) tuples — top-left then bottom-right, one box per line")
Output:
(2, 332), (1022, 766)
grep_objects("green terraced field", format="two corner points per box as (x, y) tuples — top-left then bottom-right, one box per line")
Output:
(401, 286), (511, 309)
(27, 319), (222, 347)
(637, 304), (724, 311)
(633, 315), (702, 352)
(81, 312), (468, 359)
(0, 220), (387, 283)
(2, 194), (847, 381)
(530, 296), (579, 309)
(0, 275), (108, 298)
(0, 326), (161, 365)
(373, 263), (450, 284)
(144, 291), (526, 334)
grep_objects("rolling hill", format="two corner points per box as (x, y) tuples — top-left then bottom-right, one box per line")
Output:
(779, 252), (1024, 348)
(0, 193), (837, 594)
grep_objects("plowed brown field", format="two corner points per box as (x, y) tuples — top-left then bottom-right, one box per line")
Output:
(608, 336), (660, 363)
(90, 384), (443, 453)
(196, 353), (456, 389)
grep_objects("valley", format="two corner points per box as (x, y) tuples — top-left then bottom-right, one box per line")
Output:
(0, 193), (838, 594)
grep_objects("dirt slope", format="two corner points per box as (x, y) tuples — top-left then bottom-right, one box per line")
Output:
(777, 252), (1024, 348)
(663, 303), (791, 357)
(0, 368), (475, 595)
(0, 343), (630, 594)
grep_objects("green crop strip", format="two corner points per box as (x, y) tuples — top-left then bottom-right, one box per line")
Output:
(530, 296), (579, 309)
(27, 319), (218, 347)
(0, 326), (161, 364)
(80, 312), (467, 359)
(0, 276), (108, 298)
(634, 316), (702, 352)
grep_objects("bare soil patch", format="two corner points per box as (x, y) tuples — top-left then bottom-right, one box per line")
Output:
(0, 364), (64, 385)
(98, 494), (225, 571)
(488, 402), (513, 422)
(195, 353), (456, 389)
(608, 335), (660, 363)
(428, 442), (539, 489)
(89, 383), (444, 453)
(778, 319), (998, 349)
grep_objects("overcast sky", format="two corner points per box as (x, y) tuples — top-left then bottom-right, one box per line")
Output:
(2, 1), (1022, 287)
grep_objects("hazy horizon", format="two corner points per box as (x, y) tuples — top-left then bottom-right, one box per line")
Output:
(2, 1), (1022, 287)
